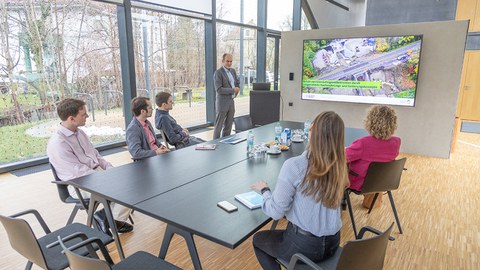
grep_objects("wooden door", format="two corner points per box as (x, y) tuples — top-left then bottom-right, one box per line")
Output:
(459, 51), (480, 121)
(457, 0), (480, 32)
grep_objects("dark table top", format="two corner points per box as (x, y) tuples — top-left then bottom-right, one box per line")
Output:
(133, 131), (308, 248)
(67, 121), (304, 207)
(67, 121), (365, 249)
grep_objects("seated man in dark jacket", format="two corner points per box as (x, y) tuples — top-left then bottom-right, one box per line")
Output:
(126, 97), (169, 160)
(154, 92), (205, 149)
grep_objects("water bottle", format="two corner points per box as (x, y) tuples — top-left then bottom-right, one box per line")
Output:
(247, 131), (255, 156)
(284, 128), (291, 146)
(304, 120), (311, 140)
(280, 130), (287, 145)
(274, 123), (282, 142)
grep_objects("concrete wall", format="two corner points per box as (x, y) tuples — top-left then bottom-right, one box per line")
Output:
(366, 0), (457, 25)
(279, 20), (468, 158)
(307, 0), (366, 28)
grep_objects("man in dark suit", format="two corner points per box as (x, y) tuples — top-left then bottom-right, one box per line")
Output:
(213, 53), (240, 139)
(126, 97), (169, 160)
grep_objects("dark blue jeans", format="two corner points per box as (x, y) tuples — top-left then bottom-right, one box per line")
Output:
(253, 222), (340, 270)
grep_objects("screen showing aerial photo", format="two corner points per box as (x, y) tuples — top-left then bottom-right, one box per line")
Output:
(302, 35), (423, 106)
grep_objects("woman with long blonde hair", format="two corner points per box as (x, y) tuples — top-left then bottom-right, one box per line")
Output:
(251, 111), (348, 270)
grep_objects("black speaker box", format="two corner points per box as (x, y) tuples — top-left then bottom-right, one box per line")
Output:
(249, 90), (280, 126)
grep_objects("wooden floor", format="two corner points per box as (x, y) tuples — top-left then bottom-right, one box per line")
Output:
(1, 131), (479, 270)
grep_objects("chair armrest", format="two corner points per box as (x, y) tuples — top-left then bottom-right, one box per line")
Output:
(51, 180), (70, 186)
(358, 225), (395, 241)
(57, 236), (114, 265)
(10, 209), (51, 234)
(288, 253), (324, 270)
(46, 232), (89, 248)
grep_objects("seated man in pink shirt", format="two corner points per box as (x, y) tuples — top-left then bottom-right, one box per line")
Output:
(47, 98), (133, 234)
(126, 96), (169, 160)
(346, 105), (401, 208)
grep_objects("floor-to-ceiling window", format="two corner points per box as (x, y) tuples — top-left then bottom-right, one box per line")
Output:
(0, 0), (123, 166)
(131, 8), (207, 128)
(216, 0), (258, 116)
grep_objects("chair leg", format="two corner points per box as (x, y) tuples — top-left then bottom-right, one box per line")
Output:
(66, 205), (81, 225)
(24, 261), (33, 270)
(128, 214), (134, 225)
(387, 191), (403, 234)
(270, 219), (279, 230)
(367, 193), (379, 214)
(345, 190), (358, 239)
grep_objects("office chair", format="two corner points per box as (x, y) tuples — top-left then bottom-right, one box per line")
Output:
(278, 223), (395, 270)
(345, 158), (407, 238)
(159, 129), (175, 150)
(50, 163), (89, 225)
(233, 115), (254, 132)
(57, 235), (182, 270)
(0, 209), (113, 270)
(50, 163), (134, 225)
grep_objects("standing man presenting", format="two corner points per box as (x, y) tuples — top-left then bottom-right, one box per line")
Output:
(213, 53), (240, 139)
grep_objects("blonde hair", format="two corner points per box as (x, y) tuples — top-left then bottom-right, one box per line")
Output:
(364, 105), (397, 140)
(300, 111), (349, 208)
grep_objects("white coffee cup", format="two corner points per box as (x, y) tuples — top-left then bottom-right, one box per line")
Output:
(292, 134), (302, 141)
(270, 145), (280, 152)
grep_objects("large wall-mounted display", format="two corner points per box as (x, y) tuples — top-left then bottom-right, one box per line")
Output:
(280, 20), (469, 158)
(302, 35), (423, 107)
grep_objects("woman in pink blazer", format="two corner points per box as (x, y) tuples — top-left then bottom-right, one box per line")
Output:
(346, 105), (401, 206)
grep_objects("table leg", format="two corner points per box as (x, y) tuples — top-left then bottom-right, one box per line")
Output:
(90, 194), (126, 260)
(159, 224), (202, 270)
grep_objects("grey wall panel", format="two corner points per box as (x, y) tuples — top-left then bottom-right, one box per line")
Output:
(366, 0), (457, 25)
(280, 20), (469, 158)
(307, 0), (366, 28)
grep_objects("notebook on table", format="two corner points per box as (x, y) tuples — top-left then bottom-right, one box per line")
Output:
(219, 137), (246, 145)
(234, 191), (263, 209)
(195, 144), (216, 150)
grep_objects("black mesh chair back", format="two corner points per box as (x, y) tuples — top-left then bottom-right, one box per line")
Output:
(233, 115), (253, 132)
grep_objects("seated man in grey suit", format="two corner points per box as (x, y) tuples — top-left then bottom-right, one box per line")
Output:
(155, 91), (205, 149)
(126, 96), (170, 160)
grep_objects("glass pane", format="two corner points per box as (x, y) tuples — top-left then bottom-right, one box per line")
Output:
(216, 23), (257, 116)
(216, 0), (257, 25)
(267, 0), (293, 31)
(131, 9), (206, 129)
(266, 37), (277, 90)
(0, 1), (123, 165)
(301, 9), (312, 30)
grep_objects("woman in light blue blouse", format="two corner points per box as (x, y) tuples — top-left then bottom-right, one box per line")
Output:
(251, 111), (349, 270)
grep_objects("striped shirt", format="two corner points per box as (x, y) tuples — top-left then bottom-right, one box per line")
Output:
(262, 151), (342, 237)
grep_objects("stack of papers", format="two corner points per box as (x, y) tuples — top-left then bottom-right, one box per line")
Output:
(234, 191), (263, 209)
(195, 144), (216, 150)
(219, 137), (246, 144)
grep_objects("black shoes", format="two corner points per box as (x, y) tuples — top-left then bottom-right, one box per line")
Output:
(93, 209), (134, 235)
(115, 220), (134, 233)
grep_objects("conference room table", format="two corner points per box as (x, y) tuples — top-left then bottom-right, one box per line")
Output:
(67, 121), (367, 269)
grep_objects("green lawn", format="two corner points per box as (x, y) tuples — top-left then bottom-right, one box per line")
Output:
(0, 121), (50, 164)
